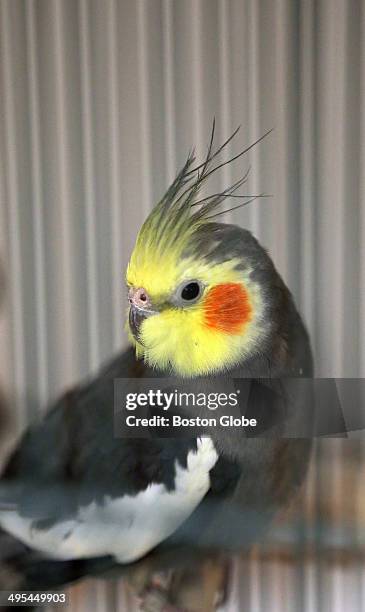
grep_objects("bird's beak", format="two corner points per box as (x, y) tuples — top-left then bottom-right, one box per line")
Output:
(129, 304), (157, 343)
(128, 287), (158, 343)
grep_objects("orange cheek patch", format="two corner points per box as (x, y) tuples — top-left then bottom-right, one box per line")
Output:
(203, 283), (253, 333)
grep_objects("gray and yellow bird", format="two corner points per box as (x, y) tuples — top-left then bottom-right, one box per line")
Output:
(0, 127), (313, 594)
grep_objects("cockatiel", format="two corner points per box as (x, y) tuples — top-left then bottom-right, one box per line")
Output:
(0, 126), (313, 594)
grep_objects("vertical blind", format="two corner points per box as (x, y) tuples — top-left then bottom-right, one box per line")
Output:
(0, 1), (364, 610)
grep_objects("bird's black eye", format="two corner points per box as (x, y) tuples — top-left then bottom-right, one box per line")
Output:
(173, 280), (204, 306)
(181, 282), (200, 301)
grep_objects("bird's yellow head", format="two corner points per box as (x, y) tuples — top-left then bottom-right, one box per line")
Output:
(126, 129), (277, 377)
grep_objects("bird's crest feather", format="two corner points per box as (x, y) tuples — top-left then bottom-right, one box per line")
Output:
(128, 122), (271, 277)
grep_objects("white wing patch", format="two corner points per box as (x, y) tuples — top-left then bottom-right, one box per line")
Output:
(0, 438), (218, 563)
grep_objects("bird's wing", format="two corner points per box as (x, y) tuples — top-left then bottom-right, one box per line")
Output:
(0, 348), (218, 563)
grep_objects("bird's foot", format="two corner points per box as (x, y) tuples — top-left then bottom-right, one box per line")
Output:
(138, 571), (184, 612)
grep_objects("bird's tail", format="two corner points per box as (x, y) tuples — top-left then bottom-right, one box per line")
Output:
(0, 528), (36, 589)
(0, 528), (82, 611)
(0, 526), (116, 599)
